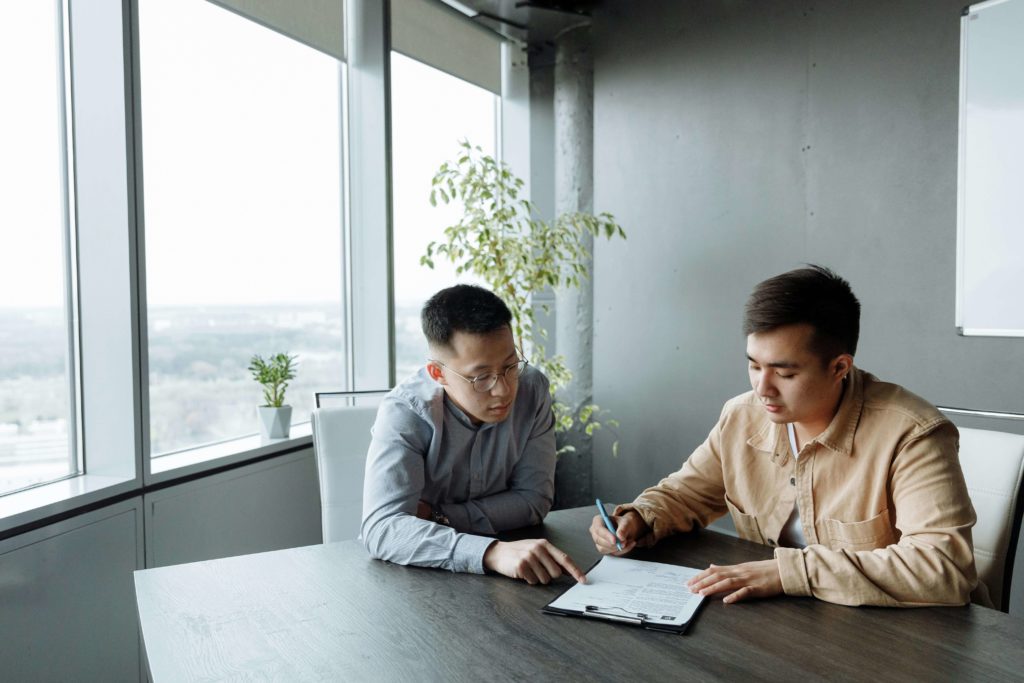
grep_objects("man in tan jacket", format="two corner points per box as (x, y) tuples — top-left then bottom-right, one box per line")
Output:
(591, 265), (979, 607)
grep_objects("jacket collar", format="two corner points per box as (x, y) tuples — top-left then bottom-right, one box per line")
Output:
(815, 367), (863, 456)
(746, 366), (864, 463)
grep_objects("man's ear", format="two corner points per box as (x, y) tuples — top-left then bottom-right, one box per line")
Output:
(426, 362), (445, 384)
(832, 354), (854, 381)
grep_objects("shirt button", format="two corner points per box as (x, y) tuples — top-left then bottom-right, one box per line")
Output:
(790, 477), (796, 486)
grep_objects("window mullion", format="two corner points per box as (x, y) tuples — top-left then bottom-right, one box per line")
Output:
(57, 0), (83, 478)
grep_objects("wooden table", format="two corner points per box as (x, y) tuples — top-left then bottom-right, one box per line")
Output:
(134, 507), (1024, 681)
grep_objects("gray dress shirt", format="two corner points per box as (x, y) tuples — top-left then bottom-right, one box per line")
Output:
(361, 365), (556, 573)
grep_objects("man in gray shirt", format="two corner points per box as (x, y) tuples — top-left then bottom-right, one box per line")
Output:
(362, 284), (585, 585)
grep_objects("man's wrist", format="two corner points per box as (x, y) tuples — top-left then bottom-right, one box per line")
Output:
(482, 540), (500, 572)
(624, 509), (655, 546)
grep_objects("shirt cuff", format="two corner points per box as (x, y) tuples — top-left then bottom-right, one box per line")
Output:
(452, 533), (496, 574)
(775, 546), (812, 597)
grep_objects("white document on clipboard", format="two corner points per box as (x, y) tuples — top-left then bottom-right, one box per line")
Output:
(543, 556), (705, 634)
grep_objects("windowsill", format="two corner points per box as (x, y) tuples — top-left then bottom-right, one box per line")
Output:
(0, 473), (136, 537)
(148, 422), (313, 482)
(1, 424), (315, 539)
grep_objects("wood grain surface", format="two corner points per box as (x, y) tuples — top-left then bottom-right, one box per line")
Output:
(135, 506), (1024, 682)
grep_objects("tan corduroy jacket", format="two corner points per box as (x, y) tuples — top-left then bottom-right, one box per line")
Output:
(617, 368), (979, 607)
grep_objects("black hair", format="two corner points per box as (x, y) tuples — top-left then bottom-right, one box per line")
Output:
(743, 264), (861, 361)
(421, 284), (513, 349)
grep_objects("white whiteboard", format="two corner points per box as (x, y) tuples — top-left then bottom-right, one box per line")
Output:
(956, 0), (1024, 337)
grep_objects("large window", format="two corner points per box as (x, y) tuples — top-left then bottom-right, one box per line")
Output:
(138, 0), (345, 456)
(1, 1), (520, 523)
(0, 2), (79, 495)
(390, 52), (498, 380)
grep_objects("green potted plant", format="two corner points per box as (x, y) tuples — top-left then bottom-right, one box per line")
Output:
(249, 352), (298, 439)
(424, 140), (626, 457)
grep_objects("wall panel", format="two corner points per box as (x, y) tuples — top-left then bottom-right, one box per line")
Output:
(0, 500), (144, 681)
(145, 449), (322, 568)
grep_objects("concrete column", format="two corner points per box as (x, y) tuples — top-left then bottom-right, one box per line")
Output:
(553, 25), (593, 508)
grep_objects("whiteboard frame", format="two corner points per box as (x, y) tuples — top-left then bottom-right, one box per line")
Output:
(955, 0), (1024, 337)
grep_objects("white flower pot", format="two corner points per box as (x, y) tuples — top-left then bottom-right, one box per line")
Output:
(257, 405), (292, 440)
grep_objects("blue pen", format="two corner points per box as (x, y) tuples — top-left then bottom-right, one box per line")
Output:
(595, 498), (623, 551)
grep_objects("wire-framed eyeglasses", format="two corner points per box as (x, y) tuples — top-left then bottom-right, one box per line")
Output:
(430, 357), (529, 393)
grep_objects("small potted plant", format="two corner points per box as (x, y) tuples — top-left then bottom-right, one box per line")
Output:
(248, 352), (298, 440)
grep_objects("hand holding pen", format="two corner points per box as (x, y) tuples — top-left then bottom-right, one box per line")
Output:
(590, 500), (652, 556)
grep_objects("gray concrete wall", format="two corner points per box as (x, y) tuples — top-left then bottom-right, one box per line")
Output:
(588, 0), (1024, 510)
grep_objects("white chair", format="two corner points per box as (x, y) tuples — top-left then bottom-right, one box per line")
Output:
(957, 426), (1024, 611)
(311, 394), (383, 543)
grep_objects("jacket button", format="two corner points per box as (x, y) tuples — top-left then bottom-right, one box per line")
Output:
(790, 477), (796, 486)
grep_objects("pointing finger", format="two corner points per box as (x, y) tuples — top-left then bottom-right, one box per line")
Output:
(554, 548), (587, 583)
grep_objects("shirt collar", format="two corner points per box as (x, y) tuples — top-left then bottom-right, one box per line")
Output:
(443, 393), (496, 431)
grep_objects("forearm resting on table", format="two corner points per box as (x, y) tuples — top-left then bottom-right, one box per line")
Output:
(440, 488), (552, 534)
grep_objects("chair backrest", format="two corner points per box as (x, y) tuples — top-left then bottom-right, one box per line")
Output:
(311, 405), (378, 543)
(958, 427), (1024, 611)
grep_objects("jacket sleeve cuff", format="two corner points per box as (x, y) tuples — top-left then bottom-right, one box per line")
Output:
(613, 503), (662, 543)
(775, 547), (812, 597)
(452, 533), (496, 574)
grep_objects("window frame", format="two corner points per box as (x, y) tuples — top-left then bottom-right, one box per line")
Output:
(0, 0), (140, 534)
(0, 0), (83, 498)
(58, 0), (85, 485)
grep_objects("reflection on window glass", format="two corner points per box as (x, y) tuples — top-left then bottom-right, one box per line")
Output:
(0, 3), (77, 495)
(139, 0), (344, 455)
(390, 52), (498, 380)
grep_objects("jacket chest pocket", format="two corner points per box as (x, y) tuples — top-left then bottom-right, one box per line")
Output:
(725, 494), (766, 545)
(824, 508), (897, 552)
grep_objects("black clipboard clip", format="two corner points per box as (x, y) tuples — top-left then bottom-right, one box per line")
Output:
(583, 605), (677, 625)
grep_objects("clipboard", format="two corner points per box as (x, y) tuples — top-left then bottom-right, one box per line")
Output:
(541, 555), (706, 635)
